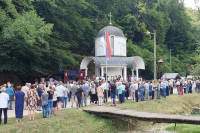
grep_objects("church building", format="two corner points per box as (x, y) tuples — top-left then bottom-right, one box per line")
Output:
(80, 22), (145, 81)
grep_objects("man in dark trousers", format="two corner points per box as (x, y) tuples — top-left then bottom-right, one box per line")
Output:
(134, 81), (139, 102)
(37, 84), (44, 111)
(110, 81), (116, 106)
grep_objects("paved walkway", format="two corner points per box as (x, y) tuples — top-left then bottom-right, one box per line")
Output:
(83, 106), (200, 124)
(5, 98), (92, 118)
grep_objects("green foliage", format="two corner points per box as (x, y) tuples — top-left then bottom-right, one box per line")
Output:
(0, 10), (53, 75)
(0, 0), (199, 80)
(0, 0), (79, 79)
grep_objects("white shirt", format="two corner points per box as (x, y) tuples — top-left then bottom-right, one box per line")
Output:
(130, 84), (135, 92)
(101, 83), (108, 92)
(166, 81), (169, 86)
(56, 85), (65, 97)
(134, 83), (138, 90)
(145, 83), (149, 91)
(96, 77), (99, 82)
(122, 85), (125, 91)
(49, 78), (53, 83)
(0, 92), (9, 108)
(53, 91), (57, 101)
(70, 84), (73, 88)
(176, 81), (180, 86)
(192, 82), (196, 88)
(21, 86), (29, 97)
(131, 77), (134, 82)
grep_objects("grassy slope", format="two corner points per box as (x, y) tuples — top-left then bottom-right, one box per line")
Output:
(117, 94), (200, 114)
(0, 109), (129, 133)
(116, 94), (200, 133)
(1, 94), (200, 133)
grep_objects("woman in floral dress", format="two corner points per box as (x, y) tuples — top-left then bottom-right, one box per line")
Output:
(27, 84), (40, 120)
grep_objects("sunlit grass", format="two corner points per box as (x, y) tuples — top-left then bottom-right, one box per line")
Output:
(1, 94), (200, 133)
(116, 94), (200, 115)
(0, 109), (131, 133)
(166, 124), (200, 133)
(116, 93), (200, 132)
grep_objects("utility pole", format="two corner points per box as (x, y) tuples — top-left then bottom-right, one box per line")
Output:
(154, 30), (157, 80)
(132, 3), (157, 80)
(170, 49), (172, 64)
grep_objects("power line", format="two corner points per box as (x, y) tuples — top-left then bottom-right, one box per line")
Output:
(131, 3), (155, 32)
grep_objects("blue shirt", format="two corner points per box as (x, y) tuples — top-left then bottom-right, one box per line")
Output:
(82, 85), (88, 92)
(41, 93), (49, 106)
(118, 86), (123, 94)
(162, 82), (166, 89)
(149, 84), (153, 92)
(37, 88), (43, 97)
(140, 83), (145, 90)
(64, 88), (69, 97)
(6, 87), (14, 96)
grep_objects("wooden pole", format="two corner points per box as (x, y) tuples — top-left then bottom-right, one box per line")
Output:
(154, 30), (157, 80)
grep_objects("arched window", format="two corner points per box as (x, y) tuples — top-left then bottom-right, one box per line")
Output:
(110, 36), (114, 55)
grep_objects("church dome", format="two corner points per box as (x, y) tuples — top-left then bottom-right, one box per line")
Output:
(96, 25), (124, 38)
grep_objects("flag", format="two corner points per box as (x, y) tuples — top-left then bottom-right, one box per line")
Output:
(104, 31), (112, 58)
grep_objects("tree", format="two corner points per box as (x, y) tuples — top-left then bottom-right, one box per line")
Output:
(0, 10), (53, 76)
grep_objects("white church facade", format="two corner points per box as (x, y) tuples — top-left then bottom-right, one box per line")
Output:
(80, 24), (145, 81)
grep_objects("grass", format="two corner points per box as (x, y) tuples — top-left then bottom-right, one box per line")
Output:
(1, 94), (200, 133)
(116, 94), (200, 115)
(166, 124), (200, 133)
(115, 93), (200, 132)
(0, 109), (132, 133)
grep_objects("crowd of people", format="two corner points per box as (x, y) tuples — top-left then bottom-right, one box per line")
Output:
(0, 76), (200, 125)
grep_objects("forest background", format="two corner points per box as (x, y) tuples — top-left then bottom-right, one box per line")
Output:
(0, 0), (200, 84)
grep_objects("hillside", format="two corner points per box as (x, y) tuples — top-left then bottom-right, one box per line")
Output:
(0, 0), (199, 82)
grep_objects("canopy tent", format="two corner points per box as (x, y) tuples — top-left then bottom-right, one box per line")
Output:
(187, 75), (194, 80)
(161, 73), (181, 80)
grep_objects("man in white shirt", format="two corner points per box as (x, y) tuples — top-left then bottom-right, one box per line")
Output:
(96, 76), (99, 83)
(49, 78), (54, 86)
(21, 83), (29, 110)
(0, 87), (9, 124)
(56, 82), (65, 110)
(176, 80), (180, 95)
(101, 81), (108, 103)
(101, 76), (105, 81)
(134, 81), (139, 102)
(130, 82), (135, 102)
(131, 76), (135, 82)
(144, 81), (149, 101)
